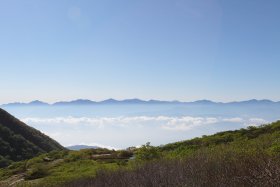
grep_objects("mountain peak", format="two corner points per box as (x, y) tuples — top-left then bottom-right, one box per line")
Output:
(28, 100), (49, 105)
(122, 99), (146, 103)
(53, 99), (96, 105)
(100, 99), (119, 104)
(193, 100), (216, 104)
(242, 99), (273, 104)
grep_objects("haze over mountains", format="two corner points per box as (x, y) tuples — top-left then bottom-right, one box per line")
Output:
(2, 98), (280, 149)
(2, 99), (280, 107)
(66, 145), (99, 151)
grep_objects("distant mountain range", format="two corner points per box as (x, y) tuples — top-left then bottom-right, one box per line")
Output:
(1, 99), (280, 107)
(67, 145), (100, 151)
(2, 100), (50, 107)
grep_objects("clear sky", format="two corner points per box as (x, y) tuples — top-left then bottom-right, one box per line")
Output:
(0, 0), (280, 104)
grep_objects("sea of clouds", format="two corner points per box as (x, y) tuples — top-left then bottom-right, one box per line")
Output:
(21, 116), (267, 131)
(19, 115), (269, 149)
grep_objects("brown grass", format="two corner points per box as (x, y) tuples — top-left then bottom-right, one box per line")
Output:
(63, 147), (280, 187)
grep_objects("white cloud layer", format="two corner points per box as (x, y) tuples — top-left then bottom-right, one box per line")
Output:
(21, 116), (268, 131)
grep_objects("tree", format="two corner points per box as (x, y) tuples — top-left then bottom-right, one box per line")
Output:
(135, 142), (161, 161)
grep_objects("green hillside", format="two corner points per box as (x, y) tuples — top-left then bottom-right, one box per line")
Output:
(71, 121), (280, 187)
(160, 120), (280, 157)
(0, 120), (279, 186)
(0, 109), (64, 167)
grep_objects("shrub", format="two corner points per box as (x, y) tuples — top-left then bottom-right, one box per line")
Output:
(117, 151), (133, 158)
(135, 142), (161, 161)
(0, 156), (12, 168)
(25, 164), (49, 180)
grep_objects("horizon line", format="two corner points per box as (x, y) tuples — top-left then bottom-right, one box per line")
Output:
(1, 98), (279, 105)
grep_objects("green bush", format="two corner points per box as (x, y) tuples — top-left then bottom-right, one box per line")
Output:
(25, 164), (49, 180)
(0, 156), (12, 168)
(117, 150), (133, 158)
(135, 142), (161, 161)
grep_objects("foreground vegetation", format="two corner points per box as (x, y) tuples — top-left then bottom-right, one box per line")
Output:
(64, 121), (280, 187)
(0, 121), (280, 186)
(0, 148), (133, 186)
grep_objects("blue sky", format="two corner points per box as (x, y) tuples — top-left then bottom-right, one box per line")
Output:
(0, 0), (280, 103)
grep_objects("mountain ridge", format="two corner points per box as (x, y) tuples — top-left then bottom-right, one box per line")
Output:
(1, 99), (280, 107)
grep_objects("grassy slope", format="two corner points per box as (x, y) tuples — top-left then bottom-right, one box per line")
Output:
(160, 120), (280, 157)
(69, 121), (280, 186)
(0, 121), (279, 186)
(0, 148), (132, 187)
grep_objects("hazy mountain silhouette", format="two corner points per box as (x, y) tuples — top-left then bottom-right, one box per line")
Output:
(53, 99), (97, 106)
(190, 100), (218, 105)
(1, 99), (279, 107)
(99, 98), (121, 104)
(67, 145), (99, 151)
(2, 100), (49, 107)
(227, 99), (277, 105)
